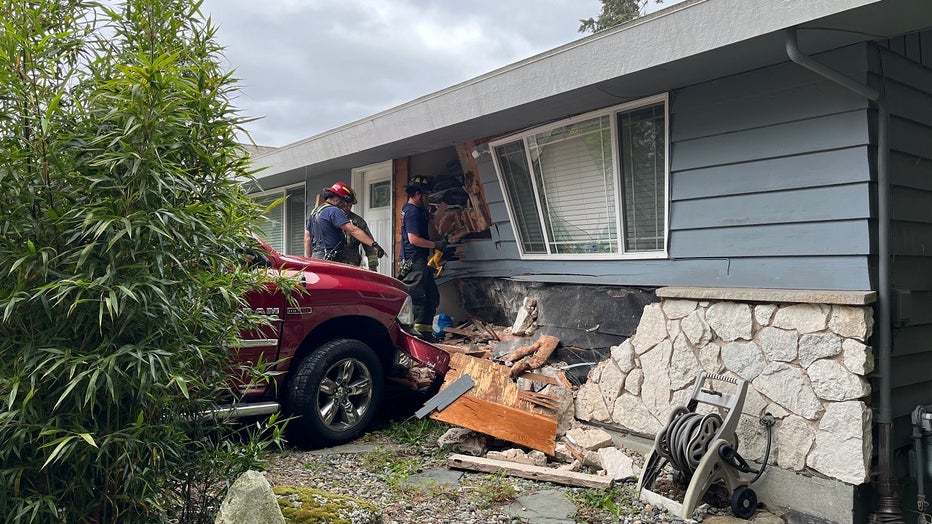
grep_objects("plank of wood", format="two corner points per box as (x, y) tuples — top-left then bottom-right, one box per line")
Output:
(448, 454), (612, 489)
(431, 395), (556, 455)
(442, 352), (521, 405)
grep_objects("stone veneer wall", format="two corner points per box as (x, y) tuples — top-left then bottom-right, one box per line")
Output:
(574, 293), (875, 485)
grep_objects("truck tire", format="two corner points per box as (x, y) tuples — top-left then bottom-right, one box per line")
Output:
(286, 338), (384, 448)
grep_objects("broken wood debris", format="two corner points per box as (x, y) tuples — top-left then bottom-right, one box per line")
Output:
(517, 390), (559, 410)
(429, 353), (558, 455)
(448, 454), (612, 489)
(505, 334), (559, 378)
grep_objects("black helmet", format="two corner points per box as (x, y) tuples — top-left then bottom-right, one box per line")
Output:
(405, 176), (432, 192)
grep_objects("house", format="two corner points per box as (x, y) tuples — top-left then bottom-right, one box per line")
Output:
(247, 0), (932, 521)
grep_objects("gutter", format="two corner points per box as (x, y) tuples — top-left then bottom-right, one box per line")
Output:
(785, 28), (901, 522)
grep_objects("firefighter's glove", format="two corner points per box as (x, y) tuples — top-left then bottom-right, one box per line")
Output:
(372, 241), (386, 258)
(433, 239), (447, 252)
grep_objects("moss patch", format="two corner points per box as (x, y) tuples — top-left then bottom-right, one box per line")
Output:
(273, 485), (380, 524)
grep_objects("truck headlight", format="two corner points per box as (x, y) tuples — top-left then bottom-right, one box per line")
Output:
(396, 296), (414, 326)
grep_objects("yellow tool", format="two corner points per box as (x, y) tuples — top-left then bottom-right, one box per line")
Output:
(427, 248), (444, 276)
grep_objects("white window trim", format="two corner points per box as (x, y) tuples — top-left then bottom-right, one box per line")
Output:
(490, 93), (670, 261)
(251, 182), (306, 255)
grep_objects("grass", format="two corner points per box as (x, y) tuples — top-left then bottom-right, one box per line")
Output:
(379, 416), (449, 446)
(571, 484), (642, 523)
(463, 469), (520, 509)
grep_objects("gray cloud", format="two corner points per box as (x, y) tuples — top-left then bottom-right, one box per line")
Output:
(202, 0), (604, 147)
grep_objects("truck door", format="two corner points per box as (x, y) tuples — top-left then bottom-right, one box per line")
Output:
(234, 282), (285, 399)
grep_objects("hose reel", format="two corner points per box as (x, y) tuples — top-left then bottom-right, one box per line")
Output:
(637, 372), (774, 520)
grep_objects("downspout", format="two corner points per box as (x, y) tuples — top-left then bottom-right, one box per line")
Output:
(785, 28), (901, 522)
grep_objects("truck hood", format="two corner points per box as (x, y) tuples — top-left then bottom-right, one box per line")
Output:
(275, 253), (408, 295)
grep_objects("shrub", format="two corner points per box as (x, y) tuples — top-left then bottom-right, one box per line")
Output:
(0, 1), (281, 522)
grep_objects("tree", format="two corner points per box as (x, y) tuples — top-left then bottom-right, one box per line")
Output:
(0, 1), (283, 522)
(578, 0), (662, 33)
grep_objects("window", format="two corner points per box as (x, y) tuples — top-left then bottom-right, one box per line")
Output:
(252, 185), (306, 256)
(491, 95), (668, 259)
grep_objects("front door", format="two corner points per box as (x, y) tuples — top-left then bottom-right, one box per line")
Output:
(353, 161), (393, 278)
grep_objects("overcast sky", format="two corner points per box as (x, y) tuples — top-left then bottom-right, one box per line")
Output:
(199, 1), (669, 148)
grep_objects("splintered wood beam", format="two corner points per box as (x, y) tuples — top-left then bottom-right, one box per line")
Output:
(433, 353), (558, 453)
(430, 394), (557, 455)
(448, 454), (612, 489)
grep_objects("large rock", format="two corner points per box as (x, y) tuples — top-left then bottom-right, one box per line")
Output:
(806, 401), (871, 484)
(274, 485), (380, 524)
(828, 306), (873, 339)
(772, 304), (829, 334)
(631, 303), (668, 353)
(776, 415), (815, 471)
(574, 382), (612, 423)
(721, 340), (765, 381)
(215, 470), (285, 524)
(706, 302), (753, 342)
(798, 333), (841, 368)
(754, 363), (822, 420)
(758, 327), (797, 362)
(669, 334), (701, 390)
(682, 309), (713, 347)
(612, 393), (663, 434)
(808, 359), (870, 401)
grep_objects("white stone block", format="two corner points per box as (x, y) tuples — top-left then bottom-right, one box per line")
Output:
(759, 326), (798, 362)
(682, 309), (713, 347)
(612, 393), (663, 434)
(755, 362), (823, 420)
(631, 303), (667, 353)
(706, 302), (753, 342)
(772, 304), (830, 334)
(776, 415), (815, 471)
(663, 299), (698, 319)
(806, 401), (871, 484)
(828, 306), (873, 339)
(721, 340), (766, 381)
(842, 339), (874, 375)
(799, 333), (842, 368)
(808, 359), (870, 401)
(755, 304), (778, 326)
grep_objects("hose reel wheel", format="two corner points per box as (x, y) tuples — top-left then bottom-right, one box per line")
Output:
(730, 485), (758, 519)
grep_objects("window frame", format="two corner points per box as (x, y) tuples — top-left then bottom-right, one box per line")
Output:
(490, 93), (670, 261)
(250, 182), (306, 256)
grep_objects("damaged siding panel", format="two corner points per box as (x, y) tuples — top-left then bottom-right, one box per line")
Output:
(447, 256), (871, 291)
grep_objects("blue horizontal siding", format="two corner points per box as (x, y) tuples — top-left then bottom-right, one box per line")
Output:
(455, 43), (876, 291)
(673, 147), (871, 200)
(672, 185), (871, 229)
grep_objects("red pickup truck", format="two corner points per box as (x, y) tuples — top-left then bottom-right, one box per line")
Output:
(228, 240), (450, 448)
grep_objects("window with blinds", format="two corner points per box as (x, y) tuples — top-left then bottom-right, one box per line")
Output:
(251, 185), (306, 255)
(491, 95), (667, 259)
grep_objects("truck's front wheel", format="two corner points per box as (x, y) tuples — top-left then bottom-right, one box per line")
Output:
(286, 338), (384, 448)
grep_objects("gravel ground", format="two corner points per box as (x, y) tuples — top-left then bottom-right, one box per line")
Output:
(260, 387), (742, 524)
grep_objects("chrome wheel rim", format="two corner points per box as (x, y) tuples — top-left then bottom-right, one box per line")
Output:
(316, 357), (374, 431)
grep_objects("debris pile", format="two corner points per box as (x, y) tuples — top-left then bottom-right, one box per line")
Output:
(416, 298), (644, 490)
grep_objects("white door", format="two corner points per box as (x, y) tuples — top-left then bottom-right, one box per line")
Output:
(352, 161), (393, 278)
